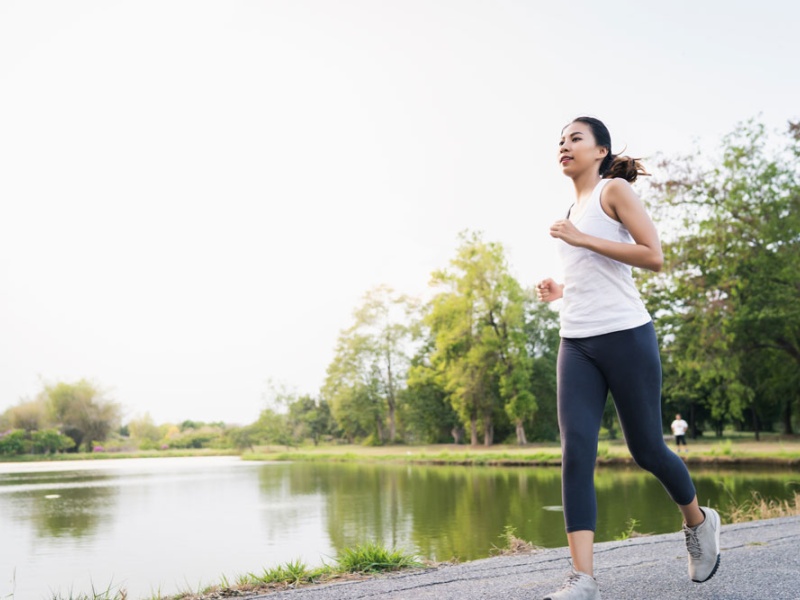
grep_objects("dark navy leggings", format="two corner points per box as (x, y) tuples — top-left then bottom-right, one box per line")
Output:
(557, 321), (696, 533)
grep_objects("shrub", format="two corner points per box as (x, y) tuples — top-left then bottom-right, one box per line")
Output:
(0, 429), (28, 455)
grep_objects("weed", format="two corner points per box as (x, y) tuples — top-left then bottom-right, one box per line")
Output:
(614, 517), (650, 541)
(491, 525), (540, 555)
(723, 490), (800, 523)
(336, 542), (423, 574)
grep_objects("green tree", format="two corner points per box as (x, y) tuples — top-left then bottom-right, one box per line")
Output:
(424, 231), (535, 445)
(127, 413), (162, 446)
(3, 398), (49, 432)
(523, 300), (560, 441)
(287, 395), (332, 445)
(323, 286), (416, 444)
(402, 335), (461, 443)
(644, 119), (800, 435)
(0, 429), (28, 455)
(42, 380), (122, 451)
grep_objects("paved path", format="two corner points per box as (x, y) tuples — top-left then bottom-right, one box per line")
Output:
(252, 516), (800, 600)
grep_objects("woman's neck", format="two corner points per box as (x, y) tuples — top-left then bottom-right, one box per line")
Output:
(571, 171), (603, 203)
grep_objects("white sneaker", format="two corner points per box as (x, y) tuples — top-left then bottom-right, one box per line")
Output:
(543, 570), (601, 599)
(683, 506), (721, 582)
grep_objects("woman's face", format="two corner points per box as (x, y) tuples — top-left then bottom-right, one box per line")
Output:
(558, 121), (607, 177)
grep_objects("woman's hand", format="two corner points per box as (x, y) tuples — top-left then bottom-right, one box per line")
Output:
(536, 278), (563, 302)
(549, 219), (586, 247)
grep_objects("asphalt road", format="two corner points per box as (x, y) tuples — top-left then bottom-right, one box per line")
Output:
(252, 516), (800, 600)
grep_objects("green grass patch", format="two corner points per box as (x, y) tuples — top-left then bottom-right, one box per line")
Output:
(335, 542), (423, 574)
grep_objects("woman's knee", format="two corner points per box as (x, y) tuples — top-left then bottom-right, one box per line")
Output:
(629, 444), (671, 474)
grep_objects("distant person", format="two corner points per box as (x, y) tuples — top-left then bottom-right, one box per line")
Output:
(536, 116), (721, 599)
(671, 413), (690, 453)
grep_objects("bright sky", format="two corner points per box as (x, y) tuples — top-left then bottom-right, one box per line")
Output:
(2, 0), (798, 425)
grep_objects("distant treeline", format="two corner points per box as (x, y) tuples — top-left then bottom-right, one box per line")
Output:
(1, 119), (798, 455)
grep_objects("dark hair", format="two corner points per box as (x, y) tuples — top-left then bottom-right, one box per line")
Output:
(568, 116), (649, 182)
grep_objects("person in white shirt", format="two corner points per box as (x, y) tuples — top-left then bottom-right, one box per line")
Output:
(671, 413), (689, 453)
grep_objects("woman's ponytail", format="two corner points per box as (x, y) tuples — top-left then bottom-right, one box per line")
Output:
(602, 154), (649, 183)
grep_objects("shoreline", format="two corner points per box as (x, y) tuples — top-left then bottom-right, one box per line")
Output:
(4, 441), (800, 469)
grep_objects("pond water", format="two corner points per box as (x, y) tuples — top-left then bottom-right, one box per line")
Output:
(1, 456), (798, 599)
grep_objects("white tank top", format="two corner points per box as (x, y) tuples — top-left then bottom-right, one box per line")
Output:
(558, 178), (652, 338)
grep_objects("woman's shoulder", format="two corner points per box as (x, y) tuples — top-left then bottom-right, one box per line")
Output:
(602, 177), (634, 192)
(600, 177), (640, 204)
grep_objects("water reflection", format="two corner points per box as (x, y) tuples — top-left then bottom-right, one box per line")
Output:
(260, 462), (800, 563)
(1, 458), (797, 599)
(2, 471), (118, 539)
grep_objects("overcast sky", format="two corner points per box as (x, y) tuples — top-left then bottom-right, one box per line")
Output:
(1, 0), (798, 425)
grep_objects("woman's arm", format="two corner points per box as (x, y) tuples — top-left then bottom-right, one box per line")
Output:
(549, 178), (664, 272)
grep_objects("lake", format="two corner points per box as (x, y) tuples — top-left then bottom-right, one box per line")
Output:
(1, 456), (798, 599)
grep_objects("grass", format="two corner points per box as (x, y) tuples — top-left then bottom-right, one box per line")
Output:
(613, 517), (652, 540)
(336, 542), (425, 573)
(242, 434), (800, 467)
(490, 525), (541, 556)
(723, 490), (800, 523)
(20, 542), (424, 600)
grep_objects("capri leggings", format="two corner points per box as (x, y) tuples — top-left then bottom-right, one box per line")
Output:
(557, 321), (696, 533)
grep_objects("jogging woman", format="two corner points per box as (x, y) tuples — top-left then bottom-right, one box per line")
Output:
(536, 116), (720, 599)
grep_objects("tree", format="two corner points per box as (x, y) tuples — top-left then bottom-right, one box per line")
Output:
(643, 120), (800, 434)
(0, 430), (28, 455)
(403, 335), (461, 444)
(127, 413), (162, 445)
(322, 286), (416, 444)
(3, 399), (48, 432)
(424, 231), (535, 445)
(42, 380), (121, 451)
(523, 300), (561, 441)
(287, 395), (332, 445)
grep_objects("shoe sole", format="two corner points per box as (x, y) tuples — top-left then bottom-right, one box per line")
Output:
(692, 553), (720, 583)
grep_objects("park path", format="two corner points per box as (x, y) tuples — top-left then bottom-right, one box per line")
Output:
(252, 516), (800, 600)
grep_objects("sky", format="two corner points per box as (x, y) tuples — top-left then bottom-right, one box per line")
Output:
(1, 0), (798, 426)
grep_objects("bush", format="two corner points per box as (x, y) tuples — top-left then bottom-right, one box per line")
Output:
(0, 429), (28, 455)
(30, 429), (75, 454)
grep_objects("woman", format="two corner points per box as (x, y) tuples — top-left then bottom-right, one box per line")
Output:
(536, 117), (720, 599)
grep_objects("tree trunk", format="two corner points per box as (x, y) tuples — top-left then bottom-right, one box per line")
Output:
(783, 400), (794, 435)
(386, 353), (397, 442)
(375, 416), (385, 444)
(483, 419), (493, 446)
(470, 417), (479, 446)
(751, 403), (761, 442)
(451, 427), (462, 444)
(515, 419), (528, 445)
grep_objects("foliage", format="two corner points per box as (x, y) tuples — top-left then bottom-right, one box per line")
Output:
(614, 517), (647, 540)
(723, 490), (800, 523)
(643, 120), (800, 435)
(30, 429), (76, 454)
(42, 380), (122, 452)
(0, 429), (27, 455)
(322, 286), (417, 444)
(491, 524), (540, 555)
(335, 541), (423, 573)
(421, 231), (535, 445)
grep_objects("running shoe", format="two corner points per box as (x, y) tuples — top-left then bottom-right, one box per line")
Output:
(543, 570), (601, 599)
(683, 506), (721, 583)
